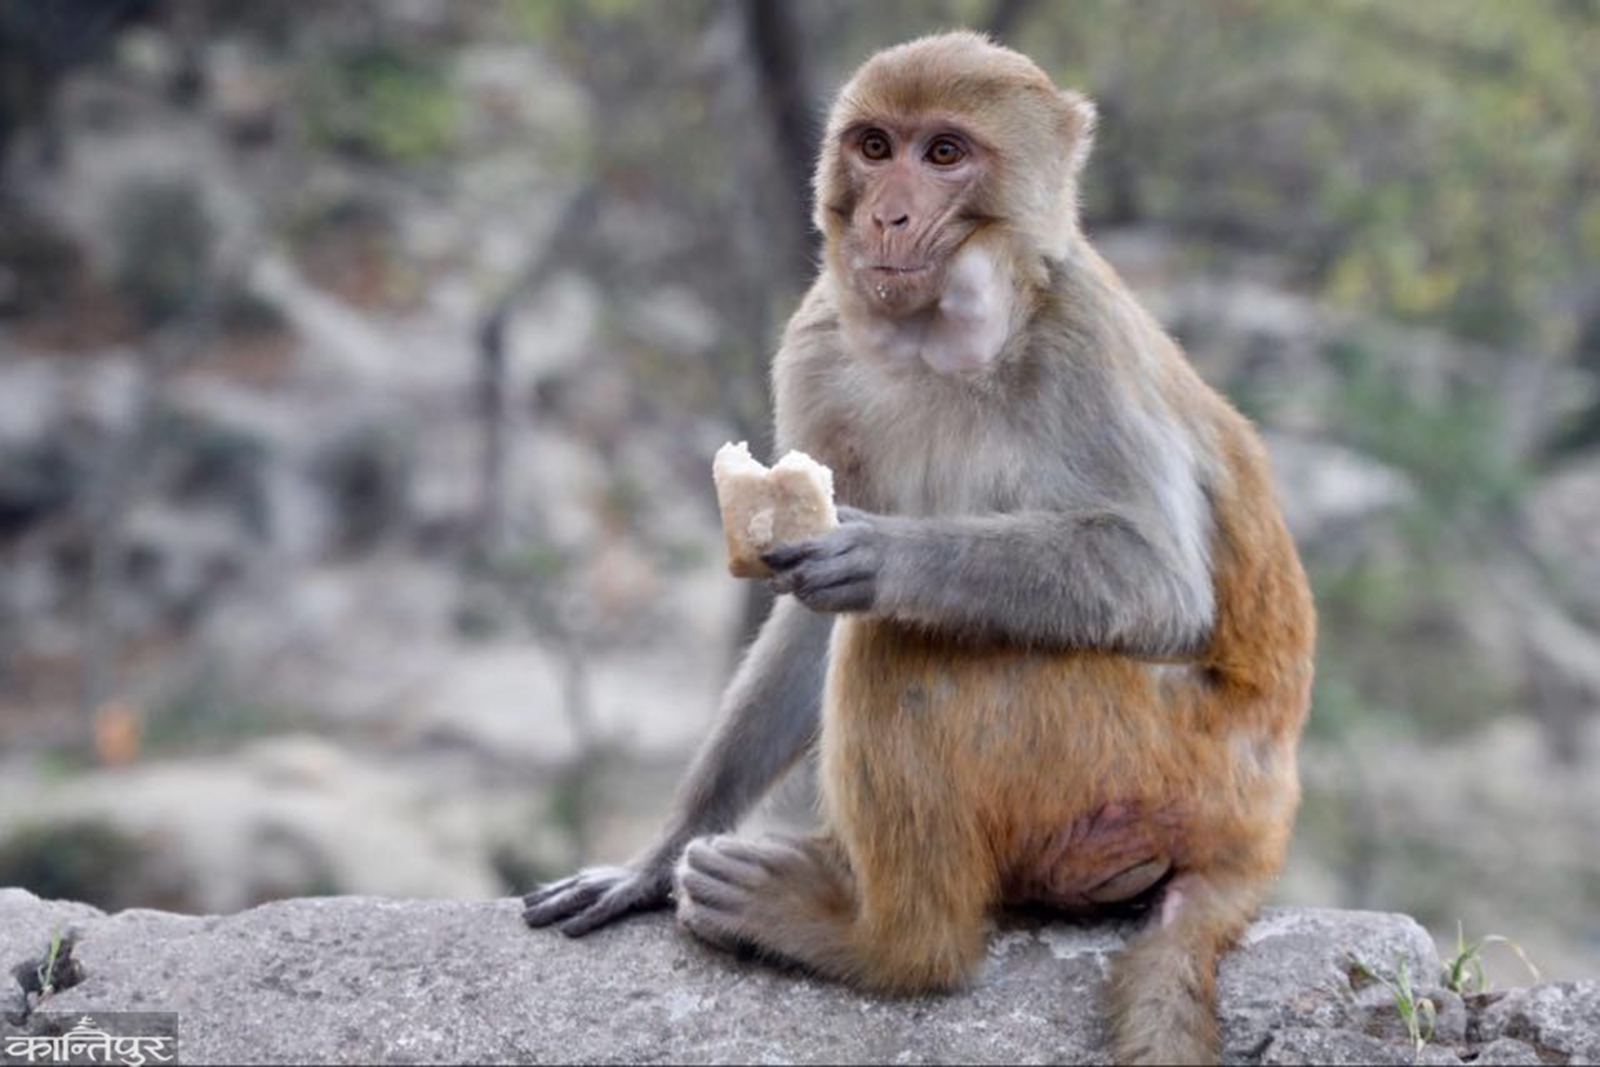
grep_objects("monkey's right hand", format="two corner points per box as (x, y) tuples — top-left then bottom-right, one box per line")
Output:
(522, 857), (674, 936)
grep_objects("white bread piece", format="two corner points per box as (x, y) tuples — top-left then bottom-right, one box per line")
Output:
(712, 441), (838, 578)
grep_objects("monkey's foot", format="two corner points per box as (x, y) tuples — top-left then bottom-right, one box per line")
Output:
(674, 834), (852, 967)
(523, 862), (672, 937)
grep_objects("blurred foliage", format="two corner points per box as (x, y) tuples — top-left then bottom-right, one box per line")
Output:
(0, 819), (144, 911)
(300, 44), (461, 164)
(311, 425), (413, 554)
(110, 179), (212, 325)
(0, 209), (83, 319)
(157, 409), (271, 538)
(142, 674), (309, 755)
(286, 194), (422, 311)
(1308, 336), (1531, 739)
(1014, 0), (1599, 354)
(1326, 338), (1529, 526)
(1311, 553), (1514, 739)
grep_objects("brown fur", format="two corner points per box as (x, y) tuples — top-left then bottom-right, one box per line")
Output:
(686, 33), (1314, 1065)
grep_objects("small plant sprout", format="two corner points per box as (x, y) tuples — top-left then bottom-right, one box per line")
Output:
(37, 927), (64, 995)
(1354, 956), (1437, 1057)
(1442, 921), (1543, 994)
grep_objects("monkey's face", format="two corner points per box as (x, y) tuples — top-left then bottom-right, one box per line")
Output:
(814, 35), (1098, 321)
(831, 119), (990, 318)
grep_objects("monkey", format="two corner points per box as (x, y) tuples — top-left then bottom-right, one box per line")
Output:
(524, 31), (1314, 1066)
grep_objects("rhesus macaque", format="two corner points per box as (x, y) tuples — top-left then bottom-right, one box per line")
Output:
(525, 31), (1314, 1065)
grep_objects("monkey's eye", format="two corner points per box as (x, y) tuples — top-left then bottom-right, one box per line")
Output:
(859, 130), (892, 162)
(926, 137), (967, 166)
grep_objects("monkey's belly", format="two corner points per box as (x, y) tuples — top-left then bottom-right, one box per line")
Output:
(823, 619), (1260, 912)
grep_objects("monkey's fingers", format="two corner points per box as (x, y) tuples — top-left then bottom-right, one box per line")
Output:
(523, 878), (609, 928)
(522, 873), (583, 910)
(524, 863), (676, 937)
(769, 549), (878, 612)
(558, 877), (669, 938)
(761, 540), (826, 572)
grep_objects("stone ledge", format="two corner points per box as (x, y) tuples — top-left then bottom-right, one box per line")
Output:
(1, 889), (1594, 1064)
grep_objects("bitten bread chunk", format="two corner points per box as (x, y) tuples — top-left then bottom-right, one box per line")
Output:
(712, 441), (838, 578)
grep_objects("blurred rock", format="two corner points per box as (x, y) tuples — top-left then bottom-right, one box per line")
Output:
(0, 209), (86, 322)
(1295, 716), (1600, 983)
(204, 41), (287, 145)
(1526, 452), (1600, 627)
(0, 737), (505, 914)
(1262, 433), (1414, 546)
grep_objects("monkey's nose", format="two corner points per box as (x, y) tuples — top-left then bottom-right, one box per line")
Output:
(873, 212), (911, 230)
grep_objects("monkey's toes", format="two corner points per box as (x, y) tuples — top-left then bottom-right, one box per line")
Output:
(682, 836), (767, 886)
(675, 839), (771, 952)
(675, 884), (755, 954)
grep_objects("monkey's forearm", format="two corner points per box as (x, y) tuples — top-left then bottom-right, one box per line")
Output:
(875, 511), (1214, 656)
(655, 596), (832, 852)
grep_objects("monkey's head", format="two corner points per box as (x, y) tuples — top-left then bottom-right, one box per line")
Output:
(815, 31), (1096, 319)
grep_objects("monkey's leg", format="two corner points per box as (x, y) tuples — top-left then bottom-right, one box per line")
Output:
(1106, 869), (1267, 1066)
(675, 831), (991, 993)
(524, 600), (832, 935)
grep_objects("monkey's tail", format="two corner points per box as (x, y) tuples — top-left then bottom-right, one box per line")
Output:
(1106, 872), (1260, 1066)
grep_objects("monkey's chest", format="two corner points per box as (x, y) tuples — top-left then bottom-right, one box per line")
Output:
(832, 389), (1038, 515)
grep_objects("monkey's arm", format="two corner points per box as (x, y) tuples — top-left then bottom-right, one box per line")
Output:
(523, 597), (831, 935)
(765, 508), (1213, 658)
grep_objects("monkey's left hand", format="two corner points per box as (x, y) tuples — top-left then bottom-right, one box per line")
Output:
(763, 507), (884, 613)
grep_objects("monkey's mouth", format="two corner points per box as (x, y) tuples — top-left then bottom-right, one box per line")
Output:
(869, 265), (931, 276)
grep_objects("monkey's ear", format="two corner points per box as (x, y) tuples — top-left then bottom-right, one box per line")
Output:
(1059, 89), (1097, 174)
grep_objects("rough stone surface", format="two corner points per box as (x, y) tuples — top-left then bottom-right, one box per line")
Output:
(1474, 982), (1600, 1064)
(1255, 1027), (1461, 1066)
(1472, 1037), (1546, 1066)
(1, 890), (1594, 1064)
